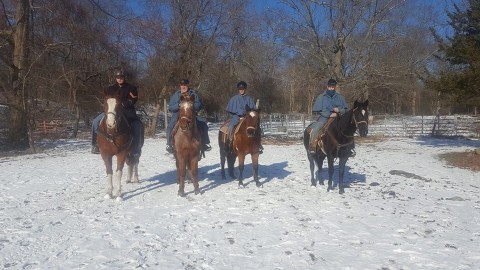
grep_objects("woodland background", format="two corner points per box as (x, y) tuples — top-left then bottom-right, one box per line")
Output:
(1, 0), (479, 151)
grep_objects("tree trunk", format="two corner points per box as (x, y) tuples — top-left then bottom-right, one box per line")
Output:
(8, 0), (31, 149)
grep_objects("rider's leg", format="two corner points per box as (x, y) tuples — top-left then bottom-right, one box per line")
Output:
(91, 113), (104, 154)
(131, 119), (144, 156)
(226, 115), (240, 152)
(166, 113), (177, 153)
(196, 118), (211, 151)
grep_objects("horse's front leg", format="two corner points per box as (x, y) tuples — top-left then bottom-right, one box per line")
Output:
(251, 152), (261, 187)
(114, 155), (126, 201)
(189, 158), (200, 195)
(103, 154), (113, 199)
(338, 157), (348, 194)
(177, 159), (186, 197)
(237, 154), (246, 187)
(327, 155), (335, 192)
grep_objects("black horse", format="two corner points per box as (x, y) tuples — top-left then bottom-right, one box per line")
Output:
(303, 100), (369, 194)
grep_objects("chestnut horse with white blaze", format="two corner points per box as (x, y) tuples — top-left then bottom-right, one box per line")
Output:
(97, 93), (139, 201)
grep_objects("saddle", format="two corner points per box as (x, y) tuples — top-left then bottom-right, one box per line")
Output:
(308, 117), (335, 154)
(219, 117), (246, 145)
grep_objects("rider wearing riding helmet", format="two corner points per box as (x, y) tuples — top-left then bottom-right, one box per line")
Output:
(91, 69), (144, 158)
(225, 81), (263, 153)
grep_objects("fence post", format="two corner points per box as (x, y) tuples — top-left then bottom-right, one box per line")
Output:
(269, 114), (272, 134)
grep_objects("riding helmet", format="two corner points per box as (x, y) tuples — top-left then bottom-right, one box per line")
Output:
(237, 81), (248, 89)
(114, 68), (125, 78)
(327, 79), (337, 86)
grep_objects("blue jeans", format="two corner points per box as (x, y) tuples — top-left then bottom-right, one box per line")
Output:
(310, 116), (328, 144)
(91, 113), (104, 146)
(227, 115), (241, 141)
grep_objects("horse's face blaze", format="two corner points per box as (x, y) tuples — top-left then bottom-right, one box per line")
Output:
(245, 110), (259, 137)
(106, 98), (117, 129)
(354, 102), (369, 137)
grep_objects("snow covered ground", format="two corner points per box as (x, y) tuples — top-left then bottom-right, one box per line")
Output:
(1, 129), (479, 269)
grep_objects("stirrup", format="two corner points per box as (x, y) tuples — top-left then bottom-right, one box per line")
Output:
(202, 144), (212, 151)
(166, 145), (173, 153)
(259, 145), (264, 154)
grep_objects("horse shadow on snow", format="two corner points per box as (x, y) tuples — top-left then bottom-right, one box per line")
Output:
(316, 164), (367, 190)
(123, 161), (292, 199)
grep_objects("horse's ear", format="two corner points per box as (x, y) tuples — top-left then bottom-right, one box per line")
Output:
(245, 104), (251, 112)
(364, 99), (369, 107)
(354, 100), (359, 108)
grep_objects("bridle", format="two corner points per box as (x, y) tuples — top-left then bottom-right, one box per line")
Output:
(244, 111), (259, 138)
(178, 101), (195, 131)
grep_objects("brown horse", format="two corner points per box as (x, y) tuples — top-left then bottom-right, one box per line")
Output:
(303, 100), (369, 194)
(97, 93), (138, 201)
(172, 93), (201, 197)
(219, 106), (262, 187)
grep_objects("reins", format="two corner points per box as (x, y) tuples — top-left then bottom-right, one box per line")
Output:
(97, 112), (132, 151)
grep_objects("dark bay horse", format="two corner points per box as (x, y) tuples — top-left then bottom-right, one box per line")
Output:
(303, 100), (369, 194)
(173, 93), (201, 197)
(219, 106), (262, 187)
(97, 93), (139, 201)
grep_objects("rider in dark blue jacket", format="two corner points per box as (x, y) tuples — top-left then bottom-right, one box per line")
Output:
(309, 79), (347, 153)
(226, 81), (263, 153)
(166, 79), (210, 153)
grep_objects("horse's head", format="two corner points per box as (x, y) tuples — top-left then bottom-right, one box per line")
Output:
(178, 93), (195, 131)
(244, 105), (260, 138)
(103, 93), (122, 130)
(352, 99), (369, 137)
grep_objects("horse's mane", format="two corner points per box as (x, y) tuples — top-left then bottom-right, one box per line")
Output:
(331, 108), (356, 136)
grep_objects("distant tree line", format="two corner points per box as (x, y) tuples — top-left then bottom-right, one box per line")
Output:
(0, 0), (477, 151)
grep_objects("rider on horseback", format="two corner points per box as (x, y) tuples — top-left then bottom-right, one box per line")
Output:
(225, 81), (263, 154)
(309, 79), (347, 153)
(91, 69), (144, 158)
(165, 79), (211, 154)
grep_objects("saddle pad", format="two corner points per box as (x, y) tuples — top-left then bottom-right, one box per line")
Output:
(219, 117), (245, 135)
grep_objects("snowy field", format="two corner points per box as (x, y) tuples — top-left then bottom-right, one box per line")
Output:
(1, 129), (480, 269)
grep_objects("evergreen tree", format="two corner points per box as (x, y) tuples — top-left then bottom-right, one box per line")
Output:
(428, 0), (480, 107)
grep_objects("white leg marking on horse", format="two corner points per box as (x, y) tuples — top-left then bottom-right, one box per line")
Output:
(114, 170), (122, 199)
(105, 174), (113, 199)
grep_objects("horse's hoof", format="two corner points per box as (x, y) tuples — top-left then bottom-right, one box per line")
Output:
(178, 191), (186, 197)
(327, 187), (334, 192)
(115, 196), (123, 202)
(104, 193), (112, 199)
(310, 184), (317, 188)
(339, 189), (345, 194)
(255, 182), (262, 188)
(194, 189), (200, 195)
(126, 179), (131, 184)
